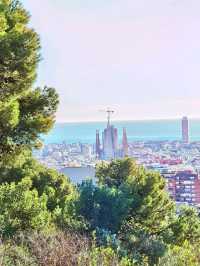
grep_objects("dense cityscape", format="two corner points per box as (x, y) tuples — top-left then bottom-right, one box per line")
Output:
(35, 112), (200, 206)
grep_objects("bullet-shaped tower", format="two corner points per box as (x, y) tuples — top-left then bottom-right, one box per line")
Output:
(122, 127), (128, 157)
(182, 117), (189, 143)
(96, 130), (101, 158)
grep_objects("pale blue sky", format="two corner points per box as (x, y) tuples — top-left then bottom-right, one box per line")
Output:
(22, 0), (200, 122)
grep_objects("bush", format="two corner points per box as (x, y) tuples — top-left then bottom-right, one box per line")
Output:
(0, 230), (88, 266)
(0, 230), (137, 266)
(0, 178), (51, 238)
(158, 242), (200, 266)
(80, 247), (135, 266)
(0, 244), (37, 266)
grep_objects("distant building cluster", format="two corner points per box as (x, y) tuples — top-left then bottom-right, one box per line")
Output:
(167, 170), (200, 205)
(34, 142), (96, 169)
(148, 164), (200, 205)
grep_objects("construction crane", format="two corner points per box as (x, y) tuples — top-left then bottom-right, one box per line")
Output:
(99, 108), (115, 126)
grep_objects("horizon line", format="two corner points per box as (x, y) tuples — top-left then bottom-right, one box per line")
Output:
(55, 116), (200, 124)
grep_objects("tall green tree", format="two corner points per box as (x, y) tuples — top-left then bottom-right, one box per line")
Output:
(0, 0), (59, 163)
(96, 158), (175, 235)
(78, 159), (176, 264)
(94, 158), (200, 265)
(77, 179), (133, 232)
(0, 0), (78, 232)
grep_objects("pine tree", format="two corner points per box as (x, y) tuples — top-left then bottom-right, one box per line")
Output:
(0, 0), (59, 163)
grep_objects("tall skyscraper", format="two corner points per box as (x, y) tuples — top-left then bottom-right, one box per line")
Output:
(122, 127), (128, 157)
(182, 116), (189, 143)
(95, 130), (101, 158)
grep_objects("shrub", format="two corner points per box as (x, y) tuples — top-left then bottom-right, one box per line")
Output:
(0, 178), (51, 238)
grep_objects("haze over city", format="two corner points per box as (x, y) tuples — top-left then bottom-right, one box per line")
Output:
(22, 0), (200, 122)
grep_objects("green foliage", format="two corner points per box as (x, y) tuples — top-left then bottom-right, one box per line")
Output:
(0, 157), (85, 231)
(79, 158), (175, 238)
(77, 179), (132, 232)
(0, 230), (135, 266)
(94, 158), (200, 265)
(0, 158), (75, 210)
(0, 0), (39, 100)
(0, 0), (79, 242)
(0, 178), (51, 237)
(0, 0), (59, 162)
(80, 246), (135, 266)
(120, 224), (166, 265)
(0, 243), (37, 266)
(158, 242), (200, 266)
(88, 159), (174, 264)
(96, 158), (175, 234)
(96, 158), (138, 188)
(0, 0), (82, 240)
(170, 206), (200, 245)
(0, 230), (89, 266)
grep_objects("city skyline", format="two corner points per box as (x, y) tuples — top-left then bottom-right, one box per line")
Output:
(22, 0), (200, 122)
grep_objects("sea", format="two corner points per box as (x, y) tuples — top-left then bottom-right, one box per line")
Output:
(42, 119), (200, 144)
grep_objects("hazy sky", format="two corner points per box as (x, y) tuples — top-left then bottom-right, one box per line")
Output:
(22, 0), (200, 122)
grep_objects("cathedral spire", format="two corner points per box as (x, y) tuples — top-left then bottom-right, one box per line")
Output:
(96, 130), (101, 158)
